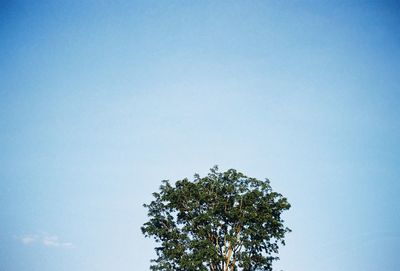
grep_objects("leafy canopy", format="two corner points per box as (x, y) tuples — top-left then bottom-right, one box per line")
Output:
(141, 166), (291, 271)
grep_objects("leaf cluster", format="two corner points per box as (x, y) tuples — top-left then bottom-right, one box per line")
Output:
(141, 166), (291, 271)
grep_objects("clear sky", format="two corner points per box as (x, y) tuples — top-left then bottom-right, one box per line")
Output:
(1, 1), (400, 270)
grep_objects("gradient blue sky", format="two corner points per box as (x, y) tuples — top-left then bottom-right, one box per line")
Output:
(1, 1), (400, 270)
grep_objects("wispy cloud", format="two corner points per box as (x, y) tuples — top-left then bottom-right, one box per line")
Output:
(42, 235), (73, 248)
(15, 233), (74, 248)
(17, 234), (38, 244)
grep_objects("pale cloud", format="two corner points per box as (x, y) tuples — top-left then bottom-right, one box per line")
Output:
(15, 233), (74, 248)
(42, 235), (74, 248)
(16, 234), (38, 244)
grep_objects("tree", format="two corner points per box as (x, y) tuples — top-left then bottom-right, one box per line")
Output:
(141, 166), (291, 271)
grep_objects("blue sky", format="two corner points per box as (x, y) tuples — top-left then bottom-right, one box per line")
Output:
(1, 1), (400, 270)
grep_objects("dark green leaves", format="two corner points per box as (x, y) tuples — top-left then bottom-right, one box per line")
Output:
(141, 166), (291, 271)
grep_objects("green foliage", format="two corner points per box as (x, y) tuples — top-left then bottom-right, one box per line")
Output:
(141, 166), (291, 271)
